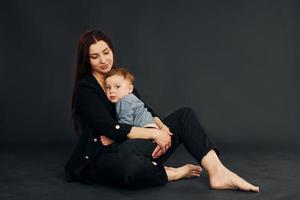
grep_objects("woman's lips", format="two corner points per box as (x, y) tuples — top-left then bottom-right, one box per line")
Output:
(101, 64), (109, 69)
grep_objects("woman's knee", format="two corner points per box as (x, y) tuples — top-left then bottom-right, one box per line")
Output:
(178, 106), (195, 117)
(176, 107), (200, 129)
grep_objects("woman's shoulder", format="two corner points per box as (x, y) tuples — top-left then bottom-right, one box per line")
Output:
(76, 73), (108, 101)
(77, 73), (98, 89)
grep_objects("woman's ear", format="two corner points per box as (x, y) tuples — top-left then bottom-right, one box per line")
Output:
(128, 84), (134, 93)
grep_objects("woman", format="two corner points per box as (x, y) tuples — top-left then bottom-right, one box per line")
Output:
(65, 30), (259, 192)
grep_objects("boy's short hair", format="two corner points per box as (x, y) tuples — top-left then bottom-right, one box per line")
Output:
(105, 68), (135, 83)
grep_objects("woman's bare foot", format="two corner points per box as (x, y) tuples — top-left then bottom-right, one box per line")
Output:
(209, 165), (259, 192)
(201, 150), (259, 192)
(165, 164), (202, 181)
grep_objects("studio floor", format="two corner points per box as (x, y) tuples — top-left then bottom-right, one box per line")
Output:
(1, 142), (299, 200)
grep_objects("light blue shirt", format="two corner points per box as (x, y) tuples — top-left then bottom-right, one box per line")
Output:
(116, 93), (154, 127)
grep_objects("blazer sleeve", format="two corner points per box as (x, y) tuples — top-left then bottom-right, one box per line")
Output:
(77, 81), (133, 143)
(133, 88), (159, 118)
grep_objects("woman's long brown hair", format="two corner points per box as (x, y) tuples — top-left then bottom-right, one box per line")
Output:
(72, 30), (115, 133)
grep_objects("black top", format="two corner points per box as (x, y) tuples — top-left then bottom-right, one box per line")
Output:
(64, 73), (157, 183)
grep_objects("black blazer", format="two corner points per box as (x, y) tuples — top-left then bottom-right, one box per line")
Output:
(64, 73), (157, 183)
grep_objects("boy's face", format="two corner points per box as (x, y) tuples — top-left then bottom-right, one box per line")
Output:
(105, 74), (133, 103)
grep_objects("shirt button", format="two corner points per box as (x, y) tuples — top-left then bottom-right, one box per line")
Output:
(93, 138), (97, 142)
(115, 125), (120, 129)
(85, 156), (89, 160)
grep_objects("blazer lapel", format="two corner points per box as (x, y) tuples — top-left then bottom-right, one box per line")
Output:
(88, 73), (116, 117)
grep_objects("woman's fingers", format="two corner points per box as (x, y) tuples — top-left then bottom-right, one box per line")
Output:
(166, 128), (173, 136)
(152, 143), (172, 159)
(153, 145), (166, 158)
(162, 126), (173, 136)
(153, 129), (172, 154)
(152, 145), (162, 158)
(155, 149), (163, 158)
(164, 140), (172, 150)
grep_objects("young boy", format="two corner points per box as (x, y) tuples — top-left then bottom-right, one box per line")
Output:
(104, 67), (163, 129)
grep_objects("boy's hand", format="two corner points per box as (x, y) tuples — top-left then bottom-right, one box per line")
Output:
(100, 135), (114, 146)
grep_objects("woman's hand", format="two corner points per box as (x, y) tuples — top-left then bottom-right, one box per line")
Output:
(152, 145), (164, 159)
(152, 128), (172, 155)
(100, 135), (114, 146)
(154, 116), (173, 139)
(127, 126), (172, 158)
(151, 120), (173, 158)
(153, 129), (171, 149)
(160, 124), (173, 136)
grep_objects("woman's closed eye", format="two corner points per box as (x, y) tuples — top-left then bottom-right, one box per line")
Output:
(90, 55), (98, 59)
(103, 49), (110, 55)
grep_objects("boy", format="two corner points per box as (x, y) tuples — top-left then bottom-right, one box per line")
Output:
(104, 68), (163, 129)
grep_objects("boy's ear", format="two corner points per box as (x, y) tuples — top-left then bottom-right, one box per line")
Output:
(129, 84), (134, 93)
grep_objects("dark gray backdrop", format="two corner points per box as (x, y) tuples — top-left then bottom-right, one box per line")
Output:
(1, 0), (299, 150)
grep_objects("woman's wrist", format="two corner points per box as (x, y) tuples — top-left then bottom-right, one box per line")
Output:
(152, 129), (159, 140)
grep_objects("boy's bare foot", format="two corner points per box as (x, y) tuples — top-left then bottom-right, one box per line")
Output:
(209, 165), (259, 192)
(165, 164), (202, 181)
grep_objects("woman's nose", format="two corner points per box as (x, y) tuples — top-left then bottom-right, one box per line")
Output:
(98, 55), (106, 64)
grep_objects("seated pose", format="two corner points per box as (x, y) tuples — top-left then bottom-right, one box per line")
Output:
(65, 29), (259, 192)
(103, 67), (202, 172)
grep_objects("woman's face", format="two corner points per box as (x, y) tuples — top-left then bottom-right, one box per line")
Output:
(89, 40), (114, 75)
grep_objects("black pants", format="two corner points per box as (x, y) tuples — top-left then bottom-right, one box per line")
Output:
(86, 107), (218, 188)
